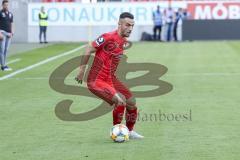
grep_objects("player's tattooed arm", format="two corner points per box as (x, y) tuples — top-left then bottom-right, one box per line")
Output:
(75, 43), (96, 84)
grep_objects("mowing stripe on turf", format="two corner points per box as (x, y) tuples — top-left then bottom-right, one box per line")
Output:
(0, 45), (86, 81)
(167, 73), (240, 76)
(2, 72), (240, 80)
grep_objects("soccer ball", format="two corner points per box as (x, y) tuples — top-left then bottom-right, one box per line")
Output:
(110, 124), (129, 143)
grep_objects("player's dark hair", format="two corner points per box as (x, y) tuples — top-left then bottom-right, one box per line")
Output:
(2, 0), (8, 5)
(119, 12), (134, 20)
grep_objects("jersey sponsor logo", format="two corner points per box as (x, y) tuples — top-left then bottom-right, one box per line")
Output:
(95, 36), (105, 46)
(103, 41), (118, 53)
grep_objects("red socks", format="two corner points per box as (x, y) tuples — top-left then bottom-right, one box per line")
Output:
(125, 108), (137, 131)
(112, 105), (137, 131)
(112, 105), (125, 125)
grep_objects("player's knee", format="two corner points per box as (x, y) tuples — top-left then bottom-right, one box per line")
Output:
(127, 97), (136, 106)
(126, 97), (137, 110)
(127, 105), (137, 110)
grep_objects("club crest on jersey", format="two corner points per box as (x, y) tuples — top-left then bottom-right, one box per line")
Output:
(95, 36), (105, 46)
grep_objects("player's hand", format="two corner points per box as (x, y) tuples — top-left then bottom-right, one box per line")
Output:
(7, 33), (12, 38)
(75, 68), (85, 84)
(117, 98), (126, 106)
(114, 94), (126, 106)
(75, 76), (83, 84)
(75, 71), (84, 84)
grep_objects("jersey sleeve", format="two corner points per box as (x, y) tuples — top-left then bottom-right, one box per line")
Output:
(92, 33), (110, 50)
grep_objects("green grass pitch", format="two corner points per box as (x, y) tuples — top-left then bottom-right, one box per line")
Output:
(0, 41), (240, 160)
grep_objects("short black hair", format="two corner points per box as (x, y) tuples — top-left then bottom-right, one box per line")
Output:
(2, 0), (8, 5)
(119, 12), (134, 20)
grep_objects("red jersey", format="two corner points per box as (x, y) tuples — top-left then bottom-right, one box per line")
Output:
(88, 30), (127, 82)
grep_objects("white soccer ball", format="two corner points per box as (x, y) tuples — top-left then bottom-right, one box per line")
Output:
(110, 124), (129, 143)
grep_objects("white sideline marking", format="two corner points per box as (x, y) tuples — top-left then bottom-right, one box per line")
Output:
(0, 45), (85, 81)
(6, 58), (21, 65)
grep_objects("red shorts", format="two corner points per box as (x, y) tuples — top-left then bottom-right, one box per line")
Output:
(87, 77), (132, 105)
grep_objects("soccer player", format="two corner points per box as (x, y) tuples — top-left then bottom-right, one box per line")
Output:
(75, 12), (144, 139)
